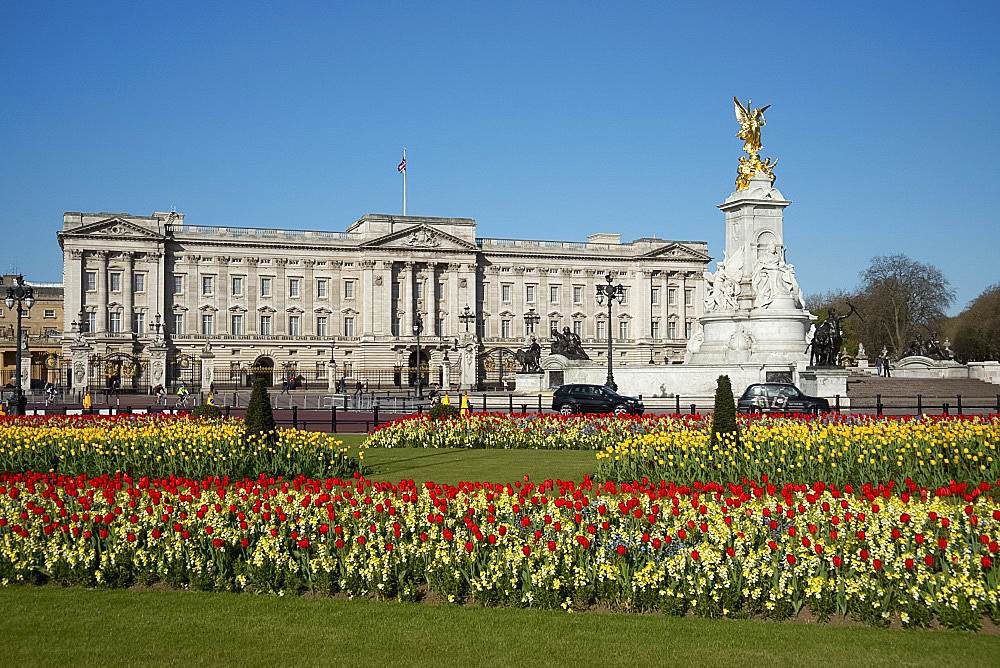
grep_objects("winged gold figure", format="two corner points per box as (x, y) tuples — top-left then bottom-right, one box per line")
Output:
(734, 96), (769, 157)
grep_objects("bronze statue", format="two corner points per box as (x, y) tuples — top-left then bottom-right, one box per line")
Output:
(809, 304), (859, 366)
(515, 339), (542, 373)
(548, 327), (590, 360)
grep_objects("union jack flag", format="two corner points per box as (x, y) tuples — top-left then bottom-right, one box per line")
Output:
(397, 157), (406, 173)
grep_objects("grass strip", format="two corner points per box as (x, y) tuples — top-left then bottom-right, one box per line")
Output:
(1, 587), (997, 667)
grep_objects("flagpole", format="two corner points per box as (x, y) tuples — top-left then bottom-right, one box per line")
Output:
(402, 147), (407, 216)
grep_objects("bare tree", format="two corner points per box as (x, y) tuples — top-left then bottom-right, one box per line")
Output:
(857, 254), (954, 357)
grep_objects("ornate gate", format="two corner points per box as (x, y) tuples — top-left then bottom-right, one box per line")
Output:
(476, 347), (517, 390)
(167, 353), (201, 391)
(88, 352), (148, 393)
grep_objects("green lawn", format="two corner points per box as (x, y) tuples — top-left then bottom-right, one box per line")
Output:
(335, 434), (600, 485)
(2, 587), (997, 667)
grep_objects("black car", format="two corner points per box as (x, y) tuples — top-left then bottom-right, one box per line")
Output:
(551, 384), (644, 416)
(737, 383), (830, 415)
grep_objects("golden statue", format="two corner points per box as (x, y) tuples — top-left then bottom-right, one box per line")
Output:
(733, 97), (777, 190)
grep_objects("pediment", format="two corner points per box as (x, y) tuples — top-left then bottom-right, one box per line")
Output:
(359, 224), (478, 251)
(62, 217), (165, 241)
(639, 243), (711, 262)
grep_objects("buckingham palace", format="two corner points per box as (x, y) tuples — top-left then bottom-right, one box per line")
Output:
(58, 210), (709, 392)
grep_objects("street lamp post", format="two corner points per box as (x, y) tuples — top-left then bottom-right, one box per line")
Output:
(459, 305), (476, 333)
(523, 307), (540, 339)
(412, 314), (424, 399)
(595, 272), (625, 392)
(3, 275), (35, 415)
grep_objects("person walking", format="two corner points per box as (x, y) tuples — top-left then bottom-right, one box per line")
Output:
(883, 357), (891, 378)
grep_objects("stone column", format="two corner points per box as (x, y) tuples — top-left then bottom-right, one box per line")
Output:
(303, 259), (316, 334)
(96, 250), (109, 332)
(64, 249), (84, 336)
(275, 259), (288, 334)
(361, 260), (375, 336)
(246, 258), (259, 334)
(400, 262), (413, 335)
(217, 255), (230, 333)
(638, 270), (653, 341)
(122, 251), (134, 334)
(429, 262), (439, 336)
(327, 352), (338, 393)
(153, 251), (165, 320)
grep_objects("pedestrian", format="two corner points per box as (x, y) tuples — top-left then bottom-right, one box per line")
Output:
(83, 390), (92, 410)
(503, 379), (509, 392)
(355, 380), (362, 395)
(884, 358), (891, 378)
(44, 382), (56, 406)
(875, 356), (884, 377)
(363, 380), (369, 393)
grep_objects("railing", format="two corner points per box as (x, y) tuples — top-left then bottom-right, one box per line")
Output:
(166, 223), (364, 241)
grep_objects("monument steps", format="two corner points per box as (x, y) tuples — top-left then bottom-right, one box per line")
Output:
(845, 374), (999, 400)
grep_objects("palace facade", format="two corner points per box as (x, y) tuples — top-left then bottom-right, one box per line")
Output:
(58, 211), (709, 390)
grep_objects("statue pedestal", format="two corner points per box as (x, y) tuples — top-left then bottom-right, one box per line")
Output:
(458, 333), (477, 391)
(514, 372), (543, 395)
(148, 343), (168, 390)
(70, 341), (93, 393)
(199, 346), (215, 394)
(798, 367), (850, 406)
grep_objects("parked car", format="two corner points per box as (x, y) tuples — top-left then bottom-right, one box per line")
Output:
(737, 383), (830, 415)
(551, 384), (644, 416)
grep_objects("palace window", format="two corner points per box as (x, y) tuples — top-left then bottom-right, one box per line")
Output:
(550, 319), (559, 333)
(231, 314), (244, 335)
(109, 312), (121, 333)
(288, 315), (300, 336)
(260, 315), (272, 335)
(415, 281), (423, 299)
(619, 321), (629, 340)
(85, 271), (97, 292)
(133, 274), (145, 293)
(525, 285), (535, 303)
(573, 287), (583, 304)
(435, 316), (443, 336)
(651, 287), (659, 305)
(668, 288), (676, 305)
(133, 312), (145, 333)
(344, 316), (355, 337)
(651, 321), (660, 340)
(684, 288), (693, 306)
(550, 286), (559, 303)
(391, 317), (400, 337)
(232, 277), (243, 296)
(501, 319), (511, 337)
(573, 320), (582, 337)
(685, 321), (693, 339)
(344, 280), (354, 299)
(501, 284), (512, 302)
(171, 314), (183, 334)
(110, 272), (121, 292)
(289, 279), (300, 298)
(668, 321), (677, 339)
(201, 314), (214, 335)
(173, 275), (183, 294)
(260, 278), (272, 297)
(597, 321), (606, 340)
(317, 280), (327, 298)
(202, 276), (214, 296)
(435, 282), (444, 300)
(316, 316), (327, 336)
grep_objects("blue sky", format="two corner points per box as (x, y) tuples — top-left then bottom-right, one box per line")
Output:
(2, 1), (997, 314)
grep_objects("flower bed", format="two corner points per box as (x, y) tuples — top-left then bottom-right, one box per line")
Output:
(367, 413), (707, 450)
(0, 415), (359, 480)
(1, 471), (997, 629)
(598, 415), (1000, 488)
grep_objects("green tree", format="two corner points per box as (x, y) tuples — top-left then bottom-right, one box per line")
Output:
(951, 282), (1000, 362)
(244, 373), (277, 444)
(711, 375), (739, 446)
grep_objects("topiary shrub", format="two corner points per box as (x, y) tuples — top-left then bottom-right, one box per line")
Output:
(710, 375), (739, 446)
(244, 374), (277, 445)
(426, 402), (460, 421)
(191, 403), (223, 419)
